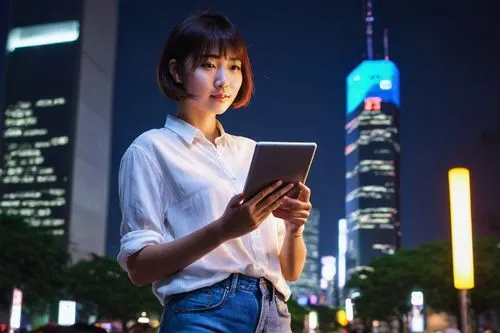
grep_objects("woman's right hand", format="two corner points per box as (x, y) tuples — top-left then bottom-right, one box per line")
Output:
(216, 181), (295, 241)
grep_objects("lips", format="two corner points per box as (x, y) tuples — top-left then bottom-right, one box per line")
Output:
(211, 93), (231, 101)
(211, 93), (230, 99)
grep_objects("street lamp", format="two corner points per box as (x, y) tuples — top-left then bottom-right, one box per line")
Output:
(410, 291), (425, 333)
(448, 167), (474, 333)
(306, 310), (318, 333)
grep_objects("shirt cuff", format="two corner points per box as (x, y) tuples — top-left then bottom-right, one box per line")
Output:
(117, 229), (165, 272)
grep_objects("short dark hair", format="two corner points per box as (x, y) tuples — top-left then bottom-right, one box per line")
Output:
(157, 10), (254, 108)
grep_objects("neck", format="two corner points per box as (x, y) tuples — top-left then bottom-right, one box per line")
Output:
(177, 103), (220, 144)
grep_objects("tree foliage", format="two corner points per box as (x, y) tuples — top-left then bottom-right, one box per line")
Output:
(66, 254), (160, 324)
(287, 297), (308, 333)
(347, 237), (500, 321)
(0, 217), (69, 310)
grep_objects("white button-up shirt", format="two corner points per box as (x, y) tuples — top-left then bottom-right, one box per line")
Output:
(117, 115), (290, 305)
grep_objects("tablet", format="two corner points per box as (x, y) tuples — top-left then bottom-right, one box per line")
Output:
(242, 141), (317, 201)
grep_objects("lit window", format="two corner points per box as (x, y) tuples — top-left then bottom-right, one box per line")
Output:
(7, 21), (80, 52)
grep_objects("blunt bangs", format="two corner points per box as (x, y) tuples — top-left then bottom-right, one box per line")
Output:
(184, 15), (246, 69)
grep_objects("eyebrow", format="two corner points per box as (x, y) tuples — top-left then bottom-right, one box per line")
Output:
(202, 54), (241, 61)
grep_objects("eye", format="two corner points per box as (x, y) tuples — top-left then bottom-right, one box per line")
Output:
(201, 62), (216, 69)
(231, 65), (241, 71)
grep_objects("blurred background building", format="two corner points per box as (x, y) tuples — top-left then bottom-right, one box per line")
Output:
(0, 0), (118, 262)
(343, 0), (401, 290)
(289, 208), (321, 306)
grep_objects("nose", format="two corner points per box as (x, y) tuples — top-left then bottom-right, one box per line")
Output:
(215, 68), (228, 88)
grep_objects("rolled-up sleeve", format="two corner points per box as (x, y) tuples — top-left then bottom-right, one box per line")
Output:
(116, 145), (170, 272)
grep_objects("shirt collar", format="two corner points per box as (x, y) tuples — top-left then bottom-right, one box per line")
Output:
(164, 115), (227, 145)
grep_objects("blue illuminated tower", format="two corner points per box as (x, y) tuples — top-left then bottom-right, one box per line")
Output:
(344, 0), (401, 281)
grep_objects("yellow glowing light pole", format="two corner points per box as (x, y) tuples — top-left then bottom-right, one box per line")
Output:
(448, 168), (474, 333)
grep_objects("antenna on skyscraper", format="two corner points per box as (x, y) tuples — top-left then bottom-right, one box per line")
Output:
(384, 28), (390, 60)
(365, 0), (374, 60)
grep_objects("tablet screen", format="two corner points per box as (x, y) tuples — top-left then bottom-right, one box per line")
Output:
(242, 142), (317, 201)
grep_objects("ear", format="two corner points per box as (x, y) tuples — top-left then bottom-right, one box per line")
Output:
(168, 59), (182, 84)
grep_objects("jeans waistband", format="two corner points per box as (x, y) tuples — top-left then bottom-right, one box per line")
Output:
(215, 273), (274, 294)
(166, 274), (277, 305)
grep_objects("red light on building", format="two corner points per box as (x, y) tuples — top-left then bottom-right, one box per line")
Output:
(364, 97), (382, 111)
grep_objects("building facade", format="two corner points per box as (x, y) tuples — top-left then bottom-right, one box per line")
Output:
(344, 60), (401, 279)
(0, 0), (117, 261)
(290, 208), (320, 305)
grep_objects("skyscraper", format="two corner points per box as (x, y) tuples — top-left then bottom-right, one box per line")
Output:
(290, 208), (320, 305)
(470, 130), (500, 237)
(0, 0), (117, 261)
(319, 255), (336, 306)
(337, 218), (347, 302)
(344, 1), (401, 281)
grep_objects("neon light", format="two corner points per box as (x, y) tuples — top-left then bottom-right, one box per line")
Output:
(345, 298), (354, 321)
(321, 256), (336, 281)
(364, 97), (382, 111)
(9, 288), (22, 331)
(448, 168), (474, 289)
(344, 143), (356, 156)
(411, 291), (424, 306)
(7, 21), (79, 52)
(380, 79), (392, 90)
(338, 219), (347, 288)
(308, 311), (318, 329)
(337, 309), (349, 327)
(58, 300), (76, 326)
(346, 60), (400, 114)
(411, 316), (424, 332)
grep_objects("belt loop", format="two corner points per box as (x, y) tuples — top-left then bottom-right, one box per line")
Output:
(229, 273), (239, 295)
(259, 277), (265, 289)
(270, 280), (276, 300)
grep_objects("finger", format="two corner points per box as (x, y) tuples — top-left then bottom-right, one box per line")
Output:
(228, 193), (245, 208)
(297, 182), (311, 202)
(274, 214), (307, 227)
(280, 197), (312, 211)
(246, 180), (283, 207)
(257, 194), (289, 221)
(273, 210), (310, 220)
(256, 183), (295, 214)
(273, 206), (310, 218)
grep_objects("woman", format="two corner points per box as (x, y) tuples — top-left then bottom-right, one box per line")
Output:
(117, 10), (312, 333)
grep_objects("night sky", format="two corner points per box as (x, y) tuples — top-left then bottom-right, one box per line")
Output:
(0, 1), (499, 258)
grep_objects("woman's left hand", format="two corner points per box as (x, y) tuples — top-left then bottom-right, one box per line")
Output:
(272, 182), (312, 233)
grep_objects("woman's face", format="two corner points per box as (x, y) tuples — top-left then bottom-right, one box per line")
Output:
(181, 49), (243, 116)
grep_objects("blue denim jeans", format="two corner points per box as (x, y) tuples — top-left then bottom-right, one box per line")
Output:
(159, 274), (292, 333)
